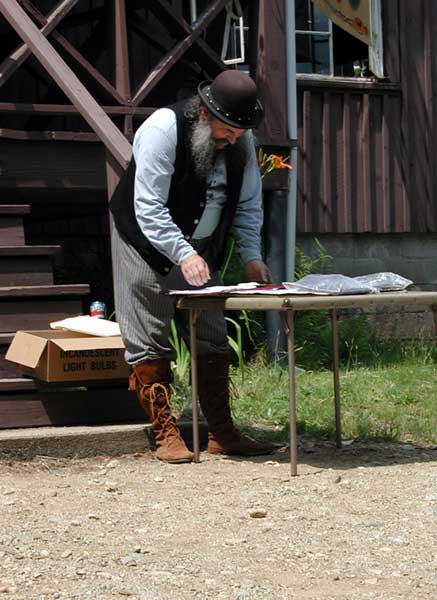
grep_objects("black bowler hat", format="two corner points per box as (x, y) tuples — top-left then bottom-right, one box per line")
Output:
(198, 70), (264, 129)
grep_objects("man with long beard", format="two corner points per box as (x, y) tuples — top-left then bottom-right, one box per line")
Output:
(110, 70), (274, 463)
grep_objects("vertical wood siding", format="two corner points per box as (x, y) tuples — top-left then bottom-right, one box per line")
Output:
(297, 85), (406, 233)
(296, 0), (437, 235)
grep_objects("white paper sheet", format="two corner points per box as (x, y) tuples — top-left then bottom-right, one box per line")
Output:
(50, 315), (121, 337)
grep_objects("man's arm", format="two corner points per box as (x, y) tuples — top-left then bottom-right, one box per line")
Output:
(133, 109), (210, 286)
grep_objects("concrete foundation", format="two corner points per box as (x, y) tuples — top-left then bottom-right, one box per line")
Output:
(297, 234), (437, 339)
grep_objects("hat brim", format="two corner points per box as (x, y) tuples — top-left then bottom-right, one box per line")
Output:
(198, 80), (263, 129)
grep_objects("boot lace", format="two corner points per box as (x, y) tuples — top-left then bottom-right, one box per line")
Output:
(149, 383), (180, 443)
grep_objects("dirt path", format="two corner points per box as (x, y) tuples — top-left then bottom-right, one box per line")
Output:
(0, 439), (436, 600)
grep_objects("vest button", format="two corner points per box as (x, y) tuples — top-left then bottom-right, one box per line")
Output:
(164, 267), (170, 272)
(199, 202), (205, 207)
(193, 219), (199, 224)
(185, 235), (191, 240)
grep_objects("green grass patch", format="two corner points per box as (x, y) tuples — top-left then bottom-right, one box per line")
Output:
(171, 348), (437, 446)
(230, 355), (437, 445)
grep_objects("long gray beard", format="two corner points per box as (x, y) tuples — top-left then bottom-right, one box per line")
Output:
(190, 119), (216, 178)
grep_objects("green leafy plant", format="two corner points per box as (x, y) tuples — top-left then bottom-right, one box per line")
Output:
(225, 315), (245, 381)
(168, 319), (190, 384)
(294, 238), (332, 280)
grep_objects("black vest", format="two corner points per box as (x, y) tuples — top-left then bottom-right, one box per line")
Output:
(110, 100), (246, 275)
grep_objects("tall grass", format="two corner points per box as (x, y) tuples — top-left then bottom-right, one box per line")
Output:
(171, 342), (437, 446)
(230, 350), (437, 445)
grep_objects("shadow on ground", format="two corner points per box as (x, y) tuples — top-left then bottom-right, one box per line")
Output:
(224, 424), (437, 473)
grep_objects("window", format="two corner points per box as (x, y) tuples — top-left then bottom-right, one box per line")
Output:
(295, 0), (383, 78)
(296, 1), (334, 75)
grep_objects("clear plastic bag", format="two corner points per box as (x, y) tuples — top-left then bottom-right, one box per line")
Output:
(293, 274), (374, 295)
(283, 272), (413, 296)
(353, 272), (413, 292)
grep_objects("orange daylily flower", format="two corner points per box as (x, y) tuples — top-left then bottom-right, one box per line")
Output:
(270, 153), (293, 170)
(258, 148), (292, 178)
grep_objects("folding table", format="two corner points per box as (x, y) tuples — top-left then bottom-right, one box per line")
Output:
(177, 291), (437, 475)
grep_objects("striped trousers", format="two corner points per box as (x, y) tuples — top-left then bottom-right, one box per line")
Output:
(111, 225), (230, 365)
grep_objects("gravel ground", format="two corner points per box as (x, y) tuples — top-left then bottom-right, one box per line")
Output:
(0, 439), (436, 600)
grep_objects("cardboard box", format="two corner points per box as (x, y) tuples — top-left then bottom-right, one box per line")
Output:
(6, 330), (130, 382)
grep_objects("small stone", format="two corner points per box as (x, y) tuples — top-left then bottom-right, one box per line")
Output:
(61, 550), (72, 559)
(154, 476), (164, 483)
(88, 514), (99, 520)
(96, 571), (115, 579)
(120, 555), (138, 567)
(332, 475), (342, 484)
(249, 509), (267, 519)
(70, 520), (81, 527)
(2, 490), (14, 496)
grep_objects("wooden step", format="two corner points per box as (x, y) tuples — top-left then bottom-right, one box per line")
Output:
(0, 377), (36, 392)
(0, 245), (61, 256)
(0, 284), (89, 297)
(0, 205), (31, 215)
(0, 386), (145, 429)
(0, 206), (30, 246)
(0, 334), (23, 378)
(0, 247), (61, 286)
(0, 285), (90, 333)
(0, 333), (14, 344)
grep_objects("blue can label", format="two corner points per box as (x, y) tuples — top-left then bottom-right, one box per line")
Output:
(90, 301), (106, 319)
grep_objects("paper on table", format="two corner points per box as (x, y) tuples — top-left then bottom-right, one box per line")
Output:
(166, 283), (300, 296)
(166, 282), (260, 295)
(166, 281), (328, 296)
(50, 315), (121, 337)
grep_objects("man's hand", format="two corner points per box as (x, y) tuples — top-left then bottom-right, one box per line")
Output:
(245, 260), (272, 284)
(181, 254), (211, 287)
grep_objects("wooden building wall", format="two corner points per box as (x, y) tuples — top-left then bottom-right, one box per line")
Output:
(295, 0), (437, 235)
(1, 0), (437, 238)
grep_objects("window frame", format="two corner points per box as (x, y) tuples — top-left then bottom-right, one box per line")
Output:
(295, 0), (384, 80)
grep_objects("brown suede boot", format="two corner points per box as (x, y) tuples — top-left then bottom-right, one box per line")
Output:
(197, 353), (275, 457)
(129, 359), (193, 463)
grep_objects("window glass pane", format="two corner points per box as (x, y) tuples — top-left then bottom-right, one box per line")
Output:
(296, 34), (331, 75)
(296, 1), (330, 32)
(296, 0), (311, 31)
(312, 6), (330, 32)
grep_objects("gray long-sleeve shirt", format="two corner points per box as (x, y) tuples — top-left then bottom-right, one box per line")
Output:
(133, 107), (263, 267)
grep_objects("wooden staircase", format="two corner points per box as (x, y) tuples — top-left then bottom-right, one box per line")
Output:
(0, 205), (144, 429)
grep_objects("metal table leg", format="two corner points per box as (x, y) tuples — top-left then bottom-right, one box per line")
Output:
(286, 310), (298, 476)
(331, 308), (342, 448)
(189, 309), (201, 462)
(432, 305), (437, 336)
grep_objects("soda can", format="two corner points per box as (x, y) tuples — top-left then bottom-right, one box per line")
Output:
(90, 300), (107, 319)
